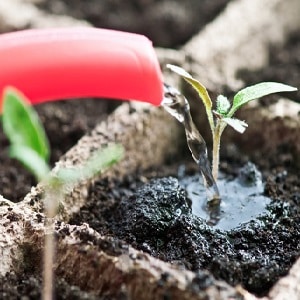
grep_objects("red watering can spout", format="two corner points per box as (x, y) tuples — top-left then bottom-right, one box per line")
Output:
(0, 28), (164, 113)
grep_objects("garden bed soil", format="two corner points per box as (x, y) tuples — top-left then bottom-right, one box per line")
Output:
(1, 0), (300, 299)
(69, 162), (299, 297)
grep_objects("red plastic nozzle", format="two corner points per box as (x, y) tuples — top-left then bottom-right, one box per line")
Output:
(0, 28), (163, 113)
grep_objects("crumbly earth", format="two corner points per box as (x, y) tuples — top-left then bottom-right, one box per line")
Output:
(0, 273), (102, 300)
(69, 160), (299, 297)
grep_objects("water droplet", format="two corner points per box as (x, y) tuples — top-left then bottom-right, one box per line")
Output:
(175, 208), (182, 216)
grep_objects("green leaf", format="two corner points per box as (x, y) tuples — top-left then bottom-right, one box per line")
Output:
(10, 145), (50, 181)
(216, 95), (230, 115)
(166, 64), (212, 110)
(229, 82), (297, 116)
(2, 87), (50, 161)
(222, 118), (248, 133)
(57, 144), (124, 185)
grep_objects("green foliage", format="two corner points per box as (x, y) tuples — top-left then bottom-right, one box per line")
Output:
(166, 64), (214, 131)
(56, 144), (124, 185)
(166, 64), (212, 110)
(167, 64), (297, 133)
(2, 87), (50, 162)
(9, 144), (50, 181)
(216, 95), (230, 115)
(228, 82), (297, 117)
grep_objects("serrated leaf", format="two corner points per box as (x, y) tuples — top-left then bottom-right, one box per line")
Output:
(2, 87), (50, 161)
(216, 95), (230, 115)
(10, 145), (50, 181)
(229, 82), (297, 116)
(222, 118), (248, 133)
(57, 144), (124, 185)
(166, 64), (212, 110)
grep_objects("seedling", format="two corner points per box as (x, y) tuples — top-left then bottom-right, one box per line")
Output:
(167, 64), (297, 185)
(1, 87), (123, 300)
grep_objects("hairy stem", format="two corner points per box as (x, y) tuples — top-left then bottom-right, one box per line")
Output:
(206, 108), (215, 136)
(212, 121), (226, 181)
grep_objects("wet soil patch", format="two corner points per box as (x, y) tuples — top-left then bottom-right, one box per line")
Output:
(37, 0), (231, 48)
(70, 157), (300, 296)
(0, 98), (120, 202)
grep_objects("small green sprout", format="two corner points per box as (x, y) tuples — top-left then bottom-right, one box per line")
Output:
(1, 87), (124, 299)
(167, 64), (297, 181)
(2, 87), (124, 186)
(2, 87), (51, 180)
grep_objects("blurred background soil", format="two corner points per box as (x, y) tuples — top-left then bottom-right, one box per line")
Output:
(36, 0), (231, 47)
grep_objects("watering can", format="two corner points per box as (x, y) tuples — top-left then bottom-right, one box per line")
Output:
(0, 27), (163, 111)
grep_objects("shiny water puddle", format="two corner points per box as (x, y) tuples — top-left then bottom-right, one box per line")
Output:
(180, 163), (271, 231)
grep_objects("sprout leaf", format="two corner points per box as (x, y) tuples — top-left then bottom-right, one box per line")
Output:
(229, 82), (297, 116)
(222, 118), (248, 134)
(216, 95), (230, 115)
(57, 144), (124, 185)
(167, 64), (212, 110)
(10, 145), (50, 181)
(2, 87), (50, 161)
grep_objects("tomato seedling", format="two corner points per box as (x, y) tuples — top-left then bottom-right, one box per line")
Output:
(167, 64), (297, 182)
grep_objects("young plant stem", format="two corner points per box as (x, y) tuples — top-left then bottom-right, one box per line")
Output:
(42, 186), (60, 300)
(204, 108), (219, 181)
(43, 219), (55, 300)
(212, 120), (226, 181)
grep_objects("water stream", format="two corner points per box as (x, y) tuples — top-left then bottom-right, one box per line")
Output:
(162, 83), (219, 201)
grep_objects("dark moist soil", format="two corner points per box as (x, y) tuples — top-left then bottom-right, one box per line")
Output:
(36, 0), (231, 48)
(69, 159), (299, 297)
(0, 273), (105, 300)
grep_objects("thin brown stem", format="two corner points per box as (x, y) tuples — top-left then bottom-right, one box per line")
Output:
(42, 187), (59, 300)
(42, 219), (55, 300)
